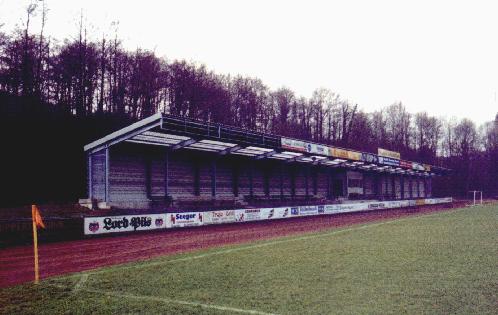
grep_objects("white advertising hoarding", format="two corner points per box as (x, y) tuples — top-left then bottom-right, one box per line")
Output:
(168, 212), (205, 227)
(205, 210), (237, 224)
(84, 214), (167, 235)
(84, 198), (453, 234)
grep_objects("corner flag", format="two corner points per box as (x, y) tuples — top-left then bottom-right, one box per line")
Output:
(31, 205), (45, 284)
(32, 205), (45, 229)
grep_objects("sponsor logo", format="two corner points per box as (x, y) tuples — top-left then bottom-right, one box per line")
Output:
(243, 209), (261, 221)
(299, 206), (318, 215)
(378, 148), (401, 159)
(102, 216), (152, 231)
(176, 213), (197, 221)
(236, 213), (244, 222)
(368, 203), (385, 209)
(267, 209), (274, 219)
(318, 205), (324, 214)
(155, 218), (164, 227)
(378, 156), (400, 166)
(361, 153), (378, 164)
(291, 207), (299, 215)
(88, 221), (99, 233)
(283, 208), (289, 217)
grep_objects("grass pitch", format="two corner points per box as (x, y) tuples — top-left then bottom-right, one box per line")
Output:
(1, 204), (497, 315)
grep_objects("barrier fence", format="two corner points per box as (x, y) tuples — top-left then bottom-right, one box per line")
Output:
(83, 197), (453, 235)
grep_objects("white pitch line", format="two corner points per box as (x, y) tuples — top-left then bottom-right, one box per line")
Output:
(66, 207), (467, 278)
(51, 283), (277, 315)
(72, 273), (88, 292)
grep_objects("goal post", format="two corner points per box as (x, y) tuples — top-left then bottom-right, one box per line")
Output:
(468, 191), (483, 206)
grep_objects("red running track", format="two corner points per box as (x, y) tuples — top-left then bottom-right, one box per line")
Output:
(0, 204), (458, 288)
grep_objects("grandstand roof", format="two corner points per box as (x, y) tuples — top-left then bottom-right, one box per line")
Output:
(84, 113), (450, 177)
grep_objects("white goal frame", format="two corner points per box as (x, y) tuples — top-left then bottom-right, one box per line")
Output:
(468, 190), (483, 206)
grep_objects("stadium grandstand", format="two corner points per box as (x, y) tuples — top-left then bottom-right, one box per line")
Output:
(82, 113), (450, 211)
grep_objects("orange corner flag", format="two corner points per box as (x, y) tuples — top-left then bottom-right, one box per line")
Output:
(32, 205), (45, 229)
(31, 205), (44, 284)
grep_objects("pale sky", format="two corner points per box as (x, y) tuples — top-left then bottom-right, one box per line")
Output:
(1, 0), (497, 125)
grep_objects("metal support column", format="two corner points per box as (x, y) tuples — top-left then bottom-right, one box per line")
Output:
(416, 176), (420, 198)
(400, 175), (405, 199)
(327, 169), (332, 200)
(384, 174), (390, 198)
(164, 151), (169, 199)
(145, 156), (152, 199)
(264, 165), (270, 197)
(193, 160), (200, 196)
(362, 172), (367, 199)
(409, 176), (413, 199)
(88, 154), (92, 200)
(280, 164), (284, 200)
(428, 177), (432, 197)
(249, 161), (254, 198)
(291, 167), (296, 197)
(104, 147), (110, 202)
(374, 173), (379, 200)
(211, 158), (217, 198)
(305, 166), (309, 199)
(232, 164), (239, 197)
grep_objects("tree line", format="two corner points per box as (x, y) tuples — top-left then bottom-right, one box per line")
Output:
(0, 5), (496, 205)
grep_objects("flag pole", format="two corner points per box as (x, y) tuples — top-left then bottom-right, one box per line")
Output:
(32, 205), (40, 284)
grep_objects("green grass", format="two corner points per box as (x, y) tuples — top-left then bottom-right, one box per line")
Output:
(1, 204), (497, 315)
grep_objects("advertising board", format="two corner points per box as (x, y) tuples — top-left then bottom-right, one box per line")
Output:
(281, 137), (306, 152)
(415, 199), (426, 206)
(169, 212), (204, 227)
(234, 208), (261, 222)
(412, 162), (425, 171)
(304, 143), (329, 156)
(347, 151), (362, 161)
(205, 210), (236, 224)
(84, 214), (167, 235)
(297, 205), (319, 216)
(361, 153), (378, 164)
(400, 160), (412, 169)
(330, 147), (350, 159)
(378, 156), (400, 167)
(378, 148), (401, 159)
(260, 207), (290, 219)
(324, 203), (369, 214)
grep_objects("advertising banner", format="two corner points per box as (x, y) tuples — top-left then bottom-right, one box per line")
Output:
(347, 151), (362, 161)
(378, 156), (400, 167)
(84, 214), (167, 235)
(330, 147), (350, 159)
(297, 205), (319, 216)
(260, 207), (291, 219)
(412, 162), (425, 171)
(281, 138), (306, 152)
(378, 148), (401, 159)
(324, 203), (369, 214)
(205, 210), (236, 224)
(367, 202), (386, 210)
(169, 212), (204, 227)
(427, 197), (452, 204)
(415, 199), (426, 206)
(400, 160), (412, 169)
(361, 153), (378, 164)
(234, 208), (261, 222)
(304, 143), (329, 156)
